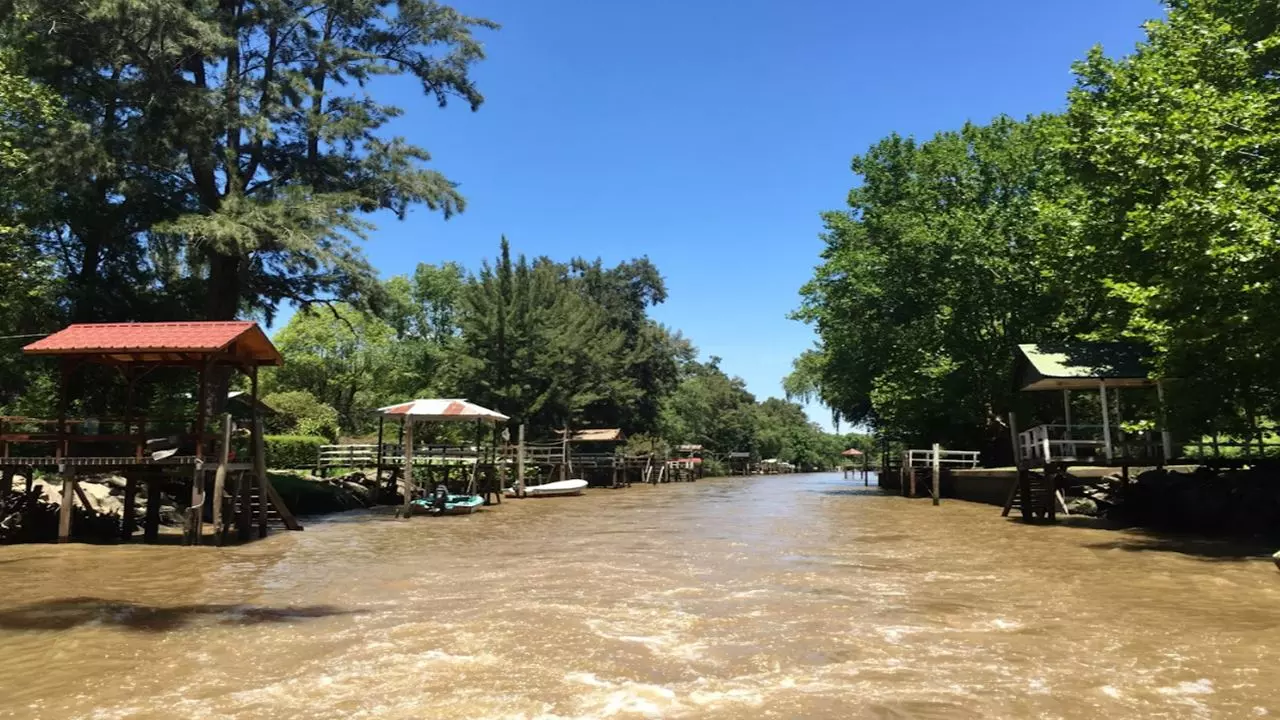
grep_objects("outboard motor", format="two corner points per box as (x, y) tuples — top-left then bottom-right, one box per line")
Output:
(431, 483), (449, 512)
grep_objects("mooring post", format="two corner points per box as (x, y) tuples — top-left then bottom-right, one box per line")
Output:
(144, 474), (161, 543)
(909, 451), (918, 498)
(212, 413), (231, 545)
(121, 474), (137, 541)
(931, 443), (941, 506)
(57, 464), (74, 542)
(401, 419), (415, 518)
(188, 464), (203, 545)
(516, 424), (526, 497)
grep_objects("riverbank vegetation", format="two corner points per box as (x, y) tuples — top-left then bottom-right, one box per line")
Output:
(0, 2), (856, 473)
(264, 238), (863, 470)
(791, 0), (1280, 461)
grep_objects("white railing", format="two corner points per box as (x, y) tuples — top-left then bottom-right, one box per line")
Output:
(902, 448), (980, 469)
(1018, 424), (1108, 465)
(317, 443), (494, 470)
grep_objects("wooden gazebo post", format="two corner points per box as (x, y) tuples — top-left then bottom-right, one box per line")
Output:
(252, 365), (269, 539)
(1157, 380), (1174, 462)
(401, 417), (415, 517)
(1099, 380), (1113, 461)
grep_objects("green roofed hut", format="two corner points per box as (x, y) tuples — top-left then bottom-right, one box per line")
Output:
(1014, 342), (1172, 466)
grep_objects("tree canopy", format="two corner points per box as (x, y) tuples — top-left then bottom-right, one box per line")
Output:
(793, 0), (1280, 456)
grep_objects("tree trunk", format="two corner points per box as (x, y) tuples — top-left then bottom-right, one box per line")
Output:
(206, 252), (241, 321)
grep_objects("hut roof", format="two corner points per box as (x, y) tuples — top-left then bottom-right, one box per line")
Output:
(841, 448), (864, 457)
(376, 398), (509, 423)
(557, 428), (625, 443)
(24, 321), (282, 366)
(1016, 342), (1153, 391)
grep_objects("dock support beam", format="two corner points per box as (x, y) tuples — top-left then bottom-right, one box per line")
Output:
(1099, 381), (1113, 461)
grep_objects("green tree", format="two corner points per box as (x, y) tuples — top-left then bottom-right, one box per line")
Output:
(794, 116), (1093, 459)
(0, 52), (64, 408)
(455, 240), (648, 437)
(262, 389), (340, 441)
(263, 305), (399, 433)
(1065, 0), (1280, 435)
(660, 357), (759, 456)
(3, 0), (496, 323)
(382, 261), (466, 398)
(567, 257), (681, 432)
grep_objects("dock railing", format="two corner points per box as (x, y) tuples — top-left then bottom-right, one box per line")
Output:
(1018, 424), (1107, 465)
(902, 448), (981, 469)
(317, 443), (499, 473)
(1017, 424), (1162, 465)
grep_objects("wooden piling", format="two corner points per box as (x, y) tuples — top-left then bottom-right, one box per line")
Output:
(144, 475), (161, 543)
(931, 443), (941, 506)
(122, 474), (137, 540)
(212, 414), (231, 545)
(516, 424), (526, 497)
(401, 419), (415, 518)
(189, 464), (204, 545)
(57, 465), (74, 542)
(1017, 467), (1032, 522)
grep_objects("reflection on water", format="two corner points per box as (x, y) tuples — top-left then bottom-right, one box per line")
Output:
(1, 473), (1278, 718)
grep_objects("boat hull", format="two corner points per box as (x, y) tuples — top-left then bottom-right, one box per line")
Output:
(504, 479), (588, 498)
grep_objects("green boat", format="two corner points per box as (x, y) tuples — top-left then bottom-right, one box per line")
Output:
(412, 488), (485, 516)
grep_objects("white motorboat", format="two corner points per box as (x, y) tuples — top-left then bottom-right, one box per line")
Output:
(505, 479), (588, 498)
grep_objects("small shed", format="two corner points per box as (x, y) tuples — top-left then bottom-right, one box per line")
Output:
(558, 427), (626, 456)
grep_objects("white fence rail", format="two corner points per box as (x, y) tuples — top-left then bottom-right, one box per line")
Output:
(902, 448), (980, 469)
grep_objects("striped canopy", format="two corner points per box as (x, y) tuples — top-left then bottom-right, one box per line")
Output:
(376, 399), (510, 423)
(841, 448), (864, 457)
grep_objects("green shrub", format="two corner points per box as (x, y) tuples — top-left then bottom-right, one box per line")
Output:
(702, 457), (727, 477)
(264, 435), (325, 469)
(262, 390), (340, 442)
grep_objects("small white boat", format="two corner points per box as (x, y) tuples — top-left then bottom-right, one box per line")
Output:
(505, 479), (588, 498)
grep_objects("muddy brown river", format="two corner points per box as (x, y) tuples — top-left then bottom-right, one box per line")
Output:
(1, 472), (1278, 718)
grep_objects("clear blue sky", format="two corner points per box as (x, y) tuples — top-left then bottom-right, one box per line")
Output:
(332, 0), (1162, 430)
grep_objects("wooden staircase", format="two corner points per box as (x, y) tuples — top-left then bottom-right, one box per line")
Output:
(1002, 467), (1070, 521)
(215, 470), (302, 541)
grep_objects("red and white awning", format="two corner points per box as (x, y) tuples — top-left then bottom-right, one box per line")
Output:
(376, 398), (510, 423)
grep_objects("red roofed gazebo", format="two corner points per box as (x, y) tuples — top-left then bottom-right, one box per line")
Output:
(6, 321), (296, 545)
(25, 321), (282, 366)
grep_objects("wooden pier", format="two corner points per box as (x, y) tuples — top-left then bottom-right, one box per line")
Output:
(3, 322), (301, 545)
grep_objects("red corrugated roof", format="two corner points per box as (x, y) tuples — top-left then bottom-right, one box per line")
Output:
(24, 322), (282, 365)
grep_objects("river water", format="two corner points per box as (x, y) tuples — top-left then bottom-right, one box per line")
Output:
(1, 472), (1278, 719)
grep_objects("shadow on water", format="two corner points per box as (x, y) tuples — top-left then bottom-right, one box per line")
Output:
(995, 513), (1277, 561)
(0, 597), (361, 632)
(1080, 532), (1277, 562)
(811, 488), (883, 497)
